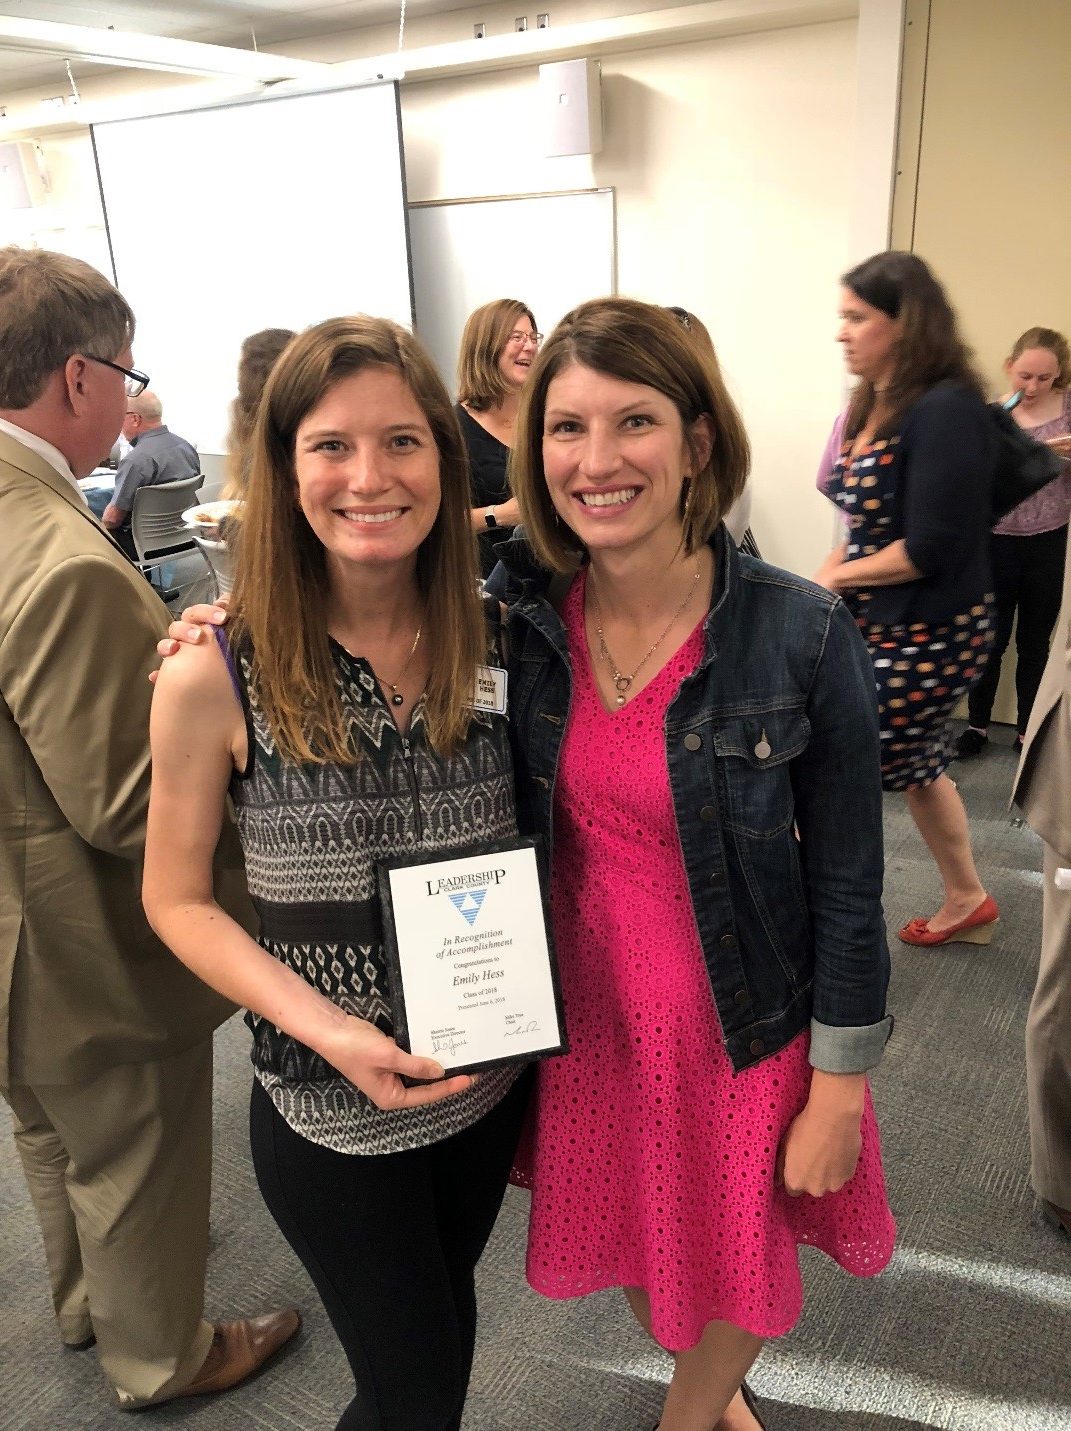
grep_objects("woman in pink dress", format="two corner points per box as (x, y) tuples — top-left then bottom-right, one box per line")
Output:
(492, 298), (896, 1430)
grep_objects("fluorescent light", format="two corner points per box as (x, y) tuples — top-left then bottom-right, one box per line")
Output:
(0, 17), (328, 83)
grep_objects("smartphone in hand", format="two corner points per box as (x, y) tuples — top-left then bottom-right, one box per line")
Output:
(1002, 390), (1024, 412)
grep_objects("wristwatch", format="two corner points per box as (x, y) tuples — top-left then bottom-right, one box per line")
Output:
(484, 506), (498, 529)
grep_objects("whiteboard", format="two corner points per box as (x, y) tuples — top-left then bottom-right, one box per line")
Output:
(92, 83), (412, 453)
(408, 188), (615, 391)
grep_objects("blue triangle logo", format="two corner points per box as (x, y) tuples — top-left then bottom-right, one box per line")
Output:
(448, 889), (487, 926)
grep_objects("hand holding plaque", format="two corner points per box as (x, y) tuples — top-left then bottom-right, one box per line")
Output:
(378, 838), (567, 1075)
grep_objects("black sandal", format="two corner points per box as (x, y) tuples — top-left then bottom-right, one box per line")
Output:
(652, 1382), (766, 1431)
(741, 1380), (768, 1429)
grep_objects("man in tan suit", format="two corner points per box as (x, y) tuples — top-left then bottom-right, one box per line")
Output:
(1013, 523), (1071, 1238)
(0, 247), (298, 1406)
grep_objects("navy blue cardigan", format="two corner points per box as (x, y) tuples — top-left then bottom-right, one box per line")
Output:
(856, 381), (997, 625)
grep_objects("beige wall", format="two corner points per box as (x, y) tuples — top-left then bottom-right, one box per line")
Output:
(893, 0), (1071, 725)
(895, 0), (1071, 388)
(1, 6), (868, 577)
(404, 20), (860, 574)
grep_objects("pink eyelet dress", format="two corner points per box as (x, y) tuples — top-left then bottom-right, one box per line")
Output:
(511, 571), (896, 1351)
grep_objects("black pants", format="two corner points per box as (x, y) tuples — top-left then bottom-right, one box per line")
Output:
(967, 524), (1068, 734)
(249, 1072), (531, 1431)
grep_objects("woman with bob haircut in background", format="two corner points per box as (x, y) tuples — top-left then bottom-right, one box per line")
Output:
(142, 315), (530, 1431)
(815, 251), (999, 949)
(455, 297), (540, 575)
(488, 296), (896, 1430)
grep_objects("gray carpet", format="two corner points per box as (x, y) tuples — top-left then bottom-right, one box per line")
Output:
(2, 729), (1069, 1429)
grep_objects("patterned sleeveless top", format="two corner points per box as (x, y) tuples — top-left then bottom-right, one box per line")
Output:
(223, 631), (521, 1154)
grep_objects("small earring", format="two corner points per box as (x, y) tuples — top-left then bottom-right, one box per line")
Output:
(682, 478), (695, 522)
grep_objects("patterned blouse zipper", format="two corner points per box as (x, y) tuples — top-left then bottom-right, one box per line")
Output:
(400, 734), (423, 841)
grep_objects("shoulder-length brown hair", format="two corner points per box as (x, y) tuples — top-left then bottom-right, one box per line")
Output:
(231, 315), (485, 765)
(456, 298), (537, 412)
(509, 297), (750, 574)
(841, 251), (985, 438)
(222, 327), (295, 498)
(1008, 326), (1071, 389)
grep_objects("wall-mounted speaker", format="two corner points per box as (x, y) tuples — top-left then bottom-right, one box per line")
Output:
(538, 58), (603, 158)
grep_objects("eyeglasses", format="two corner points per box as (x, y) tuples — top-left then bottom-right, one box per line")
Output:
(506, 330), (543, 349)
(84, 355), (150, 398)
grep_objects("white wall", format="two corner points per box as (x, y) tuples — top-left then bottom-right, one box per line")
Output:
(0, 6), (869, 577)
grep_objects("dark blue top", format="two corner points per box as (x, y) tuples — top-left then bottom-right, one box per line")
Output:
(112, 425), (199, 525)
(456, 403), (515, 579)
(831, 381), (996, 626)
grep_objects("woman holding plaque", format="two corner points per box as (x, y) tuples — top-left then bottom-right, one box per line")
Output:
(142, 316), (529, 1431)
(490, 298), (896, 1431)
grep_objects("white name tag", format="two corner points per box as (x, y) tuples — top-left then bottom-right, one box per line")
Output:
(473, 664), (508, 715)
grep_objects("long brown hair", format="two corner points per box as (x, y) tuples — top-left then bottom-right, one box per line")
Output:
(1008, 326), (1071, 389)
(841, 251), (985, 439)
(510, 297), (750, 574)
(456, 298), (537, 412)
(231, 316), (485, 765)
(222, 327), (295, 498)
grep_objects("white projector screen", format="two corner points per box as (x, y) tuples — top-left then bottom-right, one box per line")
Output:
(92, 83), (413, 454)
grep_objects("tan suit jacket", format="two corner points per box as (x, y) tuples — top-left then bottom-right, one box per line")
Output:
(1013, 525), (1071, 859)
(0, 430), (237, 1091)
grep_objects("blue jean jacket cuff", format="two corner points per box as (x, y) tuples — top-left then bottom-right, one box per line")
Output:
(809, 1015), (894, 1073)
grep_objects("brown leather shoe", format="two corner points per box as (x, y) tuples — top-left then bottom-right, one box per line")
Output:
(176, 1309), (300, 1399)
(1042, 1200), (1071, 1238)
(63, 1331), (96, 1352)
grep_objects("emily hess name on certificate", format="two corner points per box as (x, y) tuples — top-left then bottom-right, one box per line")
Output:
(381, 842), (565, 1072)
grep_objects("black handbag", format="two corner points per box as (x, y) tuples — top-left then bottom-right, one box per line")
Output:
(988, 403), (1065, 523)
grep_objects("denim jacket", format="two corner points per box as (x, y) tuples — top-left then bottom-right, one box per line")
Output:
(489, 525), (893, 1076)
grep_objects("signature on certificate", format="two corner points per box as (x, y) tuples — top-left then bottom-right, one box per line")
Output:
(503, 1019), (541, 1038)
(432, 1032), (470, 1057)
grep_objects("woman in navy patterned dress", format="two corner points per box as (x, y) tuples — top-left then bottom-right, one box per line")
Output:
(815, 251), (999, 949)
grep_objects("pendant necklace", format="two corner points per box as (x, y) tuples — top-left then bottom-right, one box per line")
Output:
(343, 622), (423, 708)
(588, 563), (702, 707)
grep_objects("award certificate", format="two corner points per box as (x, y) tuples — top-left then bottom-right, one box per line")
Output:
(378, 837), (567, 1074)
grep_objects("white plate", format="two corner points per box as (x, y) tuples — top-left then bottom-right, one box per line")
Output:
(182, 499), (240, 530)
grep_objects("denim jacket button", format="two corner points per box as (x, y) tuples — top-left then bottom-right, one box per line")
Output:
(683, 733), (702, 751)
(708, 869), (727, 887)
(734, 989), (749, 1006)
(719, 933), (737, 950)
(700, 805), (717, 821)
(749, 1038), (765, 1055)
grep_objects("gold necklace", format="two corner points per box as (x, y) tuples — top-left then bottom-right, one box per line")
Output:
(588, 564), (702, 707)
(341, 623), (423, 708)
